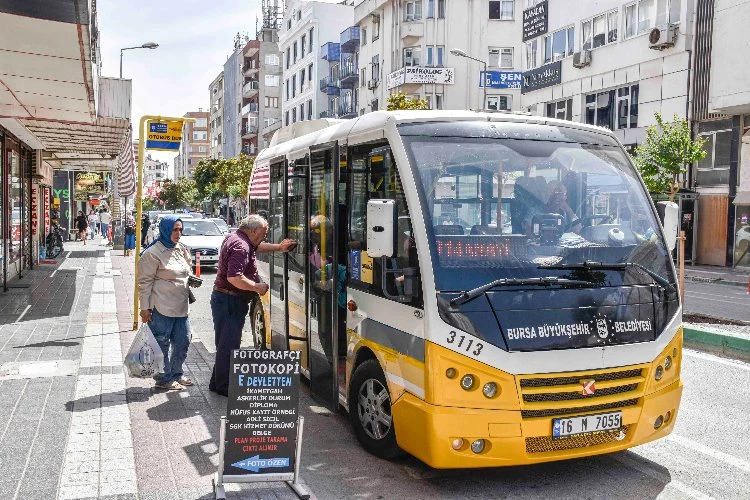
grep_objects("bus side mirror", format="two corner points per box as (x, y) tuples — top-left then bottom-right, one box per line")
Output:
(656, 201), (679, 252)
(366, 200), (397, 258)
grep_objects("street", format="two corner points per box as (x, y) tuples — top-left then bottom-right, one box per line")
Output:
(189, 268), (750, 499)
(683, 280), (750, 323)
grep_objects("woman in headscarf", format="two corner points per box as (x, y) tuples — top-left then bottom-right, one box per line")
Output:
(137, 215), (197, 391)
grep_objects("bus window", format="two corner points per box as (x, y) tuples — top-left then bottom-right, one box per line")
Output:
(348, 143), (422, 307)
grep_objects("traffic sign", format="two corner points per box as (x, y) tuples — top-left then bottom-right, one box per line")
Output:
(146, 120), (183, 151)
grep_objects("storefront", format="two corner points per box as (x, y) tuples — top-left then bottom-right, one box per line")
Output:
(0, 125), (34, 290)
(734, 117), (750, 267)
(31, 156), (53, 263)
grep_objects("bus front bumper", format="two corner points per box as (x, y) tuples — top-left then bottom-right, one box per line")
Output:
(391, 378), (682, 469)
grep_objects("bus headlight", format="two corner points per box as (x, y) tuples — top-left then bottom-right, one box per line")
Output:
(471, 439), (485, 454)
(664, 356), (672, 370)
(460, 374), (475, 390)
(482, 382), (498, 398)
(655, 365), (664, 381)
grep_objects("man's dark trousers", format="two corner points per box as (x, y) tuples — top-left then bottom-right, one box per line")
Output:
(209, 290), (250, 395)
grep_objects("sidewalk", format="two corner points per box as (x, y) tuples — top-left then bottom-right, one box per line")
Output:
(684, 263), (750, 287)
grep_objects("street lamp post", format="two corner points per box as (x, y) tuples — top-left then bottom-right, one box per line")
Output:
(450, 48), (487, 111)
(119, 42), (159, 78)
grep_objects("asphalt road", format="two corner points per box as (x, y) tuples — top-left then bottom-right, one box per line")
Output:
(190, 271), (750, 499)
(683, 280), (750, 323)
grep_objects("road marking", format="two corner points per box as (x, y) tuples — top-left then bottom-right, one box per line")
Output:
(668, 434), (750, 474)
(611, 453), (712, 500)
(15, 305), (31, 323)
(683, 349), (750, 371)
(49, 269), (57, 278)
(687, 270), (728, 275)
(686, 289), (749, 299)
(685, 292), (748, 305)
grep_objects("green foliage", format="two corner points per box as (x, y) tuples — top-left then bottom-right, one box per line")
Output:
(631, 113), (707, 200)
(386, 92), (430, 111)
(158, 177), (199, 210)
(192, 154), (254, 211)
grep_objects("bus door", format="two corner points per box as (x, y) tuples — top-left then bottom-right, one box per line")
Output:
(307, 144), (342, 409)
(286, 157), (310, 370)
(268, 160), (288, 351)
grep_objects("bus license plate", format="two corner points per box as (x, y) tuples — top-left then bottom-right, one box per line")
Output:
(552, 411), (622, 439)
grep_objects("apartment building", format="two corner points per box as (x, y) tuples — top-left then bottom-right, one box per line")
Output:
(280, 0), (354, 127)
(143, 154), (168, 186)
(355, 0), (523, 112)
(209, 71), (224, 159)
(176, 110), (210, 179)
(320, 26), (361, 119)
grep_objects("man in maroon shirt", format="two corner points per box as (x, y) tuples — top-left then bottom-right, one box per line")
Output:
(209, 214), (295, 396)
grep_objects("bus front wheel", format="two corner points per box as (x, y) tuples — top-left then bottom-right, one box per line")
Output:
(251, 300), (266, 350)
(349, 359), (402, 459)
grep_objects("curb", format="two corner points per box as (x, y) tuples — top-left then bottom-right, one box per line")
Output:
(685, 276), (749, 288)
(683, 325), (750, 362)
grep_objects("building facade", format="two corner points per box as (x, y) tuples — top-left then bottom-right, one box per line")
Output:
(209, 71), (224, 159)
(354, 0), (524, 113)
(319, 26), (361, 119)
(280, 0), (354, 127)
(176, 110), (210, 179)
(143, 154), (168, 186)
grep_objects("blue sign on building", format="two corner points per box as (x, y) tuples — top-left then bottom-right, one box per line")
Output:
(479, 71), (523, 89)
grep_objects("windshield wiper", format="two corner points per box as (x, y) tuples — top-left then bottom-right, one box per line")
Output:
(539, 260), (676, 294)
(450, 277), (594, 307)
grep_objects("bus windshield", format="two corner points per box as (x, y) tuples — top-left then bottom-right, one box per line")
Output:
(401, 132), (675, 293)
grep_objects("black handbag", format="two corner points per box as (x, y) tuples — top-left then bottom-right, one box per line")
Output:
(188, 288), (196, 304)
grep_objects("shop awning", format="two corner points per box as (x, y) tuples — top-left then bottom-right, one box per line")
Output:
(733, 191), (750, 205)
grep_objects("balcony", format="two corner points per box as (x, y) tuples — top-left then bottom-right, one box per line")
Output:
(262, 119), (282, 137)
(338, 104), (357, 119)
(241, 102), (259, 116)
(241, 144), (257, 156)
(319, 76), (340, 95)
(340, 26), (360, 53)
(319, 110), (334, 118)
(243, 60), (259, 76)
(400, 21), (424, 40)
(339, 57), (359, 88)
(242, 80), (259, 98)
(320, 42), (340, 61)
(241, 124), (258, 138)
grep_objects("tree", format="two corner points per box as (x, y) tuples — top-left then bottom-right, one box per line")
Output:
(158, 177), (199, 210)
(192, 154), (254, 214)
(631, 113), (707, 201)
(386, 92), (430, 111)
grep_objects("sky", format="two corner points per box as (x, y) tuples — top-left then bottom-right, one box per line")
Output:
(97, 0), (265, 174)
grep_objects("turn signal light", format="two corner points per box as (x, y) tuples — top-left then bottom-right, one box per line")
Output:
(654, 415), (664, 429)
(471, 439), (485, 454)
(664, 356), (672, 370)
(460, 374), (475, 391)
(482, 382), (498, 398)
(451, 438), (464, 450)
(654, 365), (664, 381)
(347, 300), (357, 311)
(445, 368), (457, 379)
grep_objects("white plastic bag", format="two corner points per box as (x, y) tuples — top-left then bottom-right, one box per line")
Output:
(124, 323), (165, 378)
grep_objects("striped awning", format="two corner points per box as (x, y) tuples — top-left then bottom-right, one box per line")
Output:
(248, 163), (270, 199)
(116, 125), (136, 197)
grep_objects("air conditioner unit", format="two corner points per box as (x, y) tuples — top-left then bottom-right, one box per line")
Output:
(367, 80), (378, 90)
(649, 24), (677, 50)
(572, 49), (591, 68)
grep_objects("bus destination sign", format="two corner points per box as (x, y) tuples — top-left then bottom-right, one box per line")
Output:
(223, 350), (301, 476)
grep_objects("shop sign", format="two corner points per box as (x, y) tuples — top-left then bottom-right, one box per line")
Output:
(480, 71), (522, 89)
(146, 120), (183, 151)
(222, 350), (301, 477)
(74, 172), (105, 201)
(522, 0), (548, 42)
(31, 186), (38, 236)
(386, 66), (455, 90)
(43, 187), (51, 235)
(522, 60), (562, 94)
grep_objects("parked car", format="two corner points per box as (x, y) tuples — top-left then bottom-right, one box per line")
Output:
(179, 219), (225, 268)
(210, 217), (230, 234)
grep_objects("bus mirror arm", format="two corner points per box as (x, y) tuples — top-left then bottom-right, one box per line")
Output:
(380, 256), (419, 303)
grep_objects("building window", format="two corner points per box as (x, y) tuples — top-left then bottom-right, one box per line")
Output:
(371, 98), (379, 111)
(286, 47), (290, 69)
(373, 17), (380, 41)
(309, 27), (314, 47)
(625, 0), (677, 38)
(489, 47), (513, 68)
(194, 118), (208, 128)
(427, 0), (434, 17)
(198, 146), (207, 152)
(265, 54), (279, 65)
(285, 79), (290, 100)
(487, 95), (511, 111)
(193, 131), (207, 140)
(308, 63), (313, 82)
(361, 68), (367, 85)
(525, 39), (538, 70)
(301, 34), (306, 57)
(438, 0), (445, 18)
(582, 11), (617, 50)
(403, 47), (421, 67)
(265, 75), (279, 87)
(299, 103), (305, 121)
(362, 28), (368, 45)
(292, 108), (297, 123)
(425, 94), (444, 109)
(425, 46), (444, 66)
(372, 55), (380, 80)
(405, 1), (423, 21)
(285, 111), (290, 126)
(489, 0), (514, 20)
(308, 99), (313, 120)
(293, 41), (298, 63)
(585, 84), (639, 130)
(300, 68), (306, 90)
(265, 96), (279, 108)
(292, 75), (297, 98)
(297, 10), (302, 21)
(287, 19), (291, 30)
(546, 99), (573, 120)
(542, 26), (575, 64)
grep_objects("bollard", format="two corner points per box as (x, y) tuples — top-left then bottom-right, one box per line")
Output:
(195, 251), (201, 277)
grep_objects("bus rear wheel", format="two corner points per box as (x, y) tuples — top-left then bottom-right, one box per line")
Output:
(251, 300), (266, 350)
(349, 359), (402, 459)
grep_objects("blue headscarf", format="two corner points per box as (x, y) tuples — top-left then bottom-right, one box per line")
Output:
(142, 214), (182, 254)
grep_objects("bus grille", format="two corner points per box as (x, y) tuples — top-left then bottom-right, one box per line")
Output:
(517, 367), (646, 419)
(525, 426), (630, 454)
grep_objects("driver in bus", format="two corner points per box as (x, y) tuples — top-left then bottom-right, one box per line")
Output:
(545, 181), (581, 233)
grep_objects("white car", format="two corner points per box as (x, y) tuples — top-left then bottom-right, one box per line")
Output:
(179, 219), (225, 267)
(210, 217), (230, 235)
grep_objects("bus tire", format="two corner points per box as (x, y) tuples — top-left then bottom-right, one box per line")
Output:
(251, 300), (267, 350)
(349, 359), (402, 459)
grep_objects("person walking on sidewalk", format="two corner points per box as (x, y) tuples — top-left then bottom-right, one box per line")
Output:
(209, 214), (296, 396)
(124, 213), (136, 256)
(141, 213), (151, 247)
(87, 209), (99, 240)
(99, 208), (111, 242)
(137, 215), (199, 391)
(76, 211), (88, 245)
